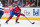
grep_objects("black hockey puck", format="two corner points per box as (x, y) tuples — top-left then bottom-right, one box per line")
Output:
(32, 22), (35, 24)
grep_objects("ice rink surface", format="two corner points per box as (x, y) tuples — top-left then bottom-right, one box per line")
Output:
(0, 19), (40, 27)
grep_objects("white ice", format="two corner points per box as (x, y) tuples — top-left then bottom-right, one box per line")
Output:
(0, 19), (40, 27)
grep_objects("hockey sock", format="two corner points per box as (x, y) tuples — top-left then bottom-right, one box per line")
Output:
(6, 16), (12, 22)
(16, 17), (19, 22)
(16, 19), (18, 22)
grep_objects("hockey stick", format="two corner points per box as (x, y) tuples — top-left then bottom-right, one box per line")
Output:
(25, 16), (35, 24)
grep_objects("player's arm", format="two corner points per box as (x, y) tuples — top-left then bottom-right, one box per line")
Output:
(13, 8), (16, 13)
(20, 13), (25, 16)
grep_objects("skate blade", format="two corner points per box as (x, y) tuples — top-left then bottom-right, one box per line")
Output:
(15, 22), (19, 24)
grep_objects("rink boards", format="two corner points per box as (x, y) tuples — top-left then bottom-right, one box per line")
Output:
(1, 7), (40, 20)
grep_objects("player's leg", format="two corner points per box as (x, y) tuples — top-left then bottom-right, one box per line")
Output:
(5, 11), (13, 24)
(16, 14), (20, 23)
(16, 13), (25, 23)
(5, 16), (12, 23)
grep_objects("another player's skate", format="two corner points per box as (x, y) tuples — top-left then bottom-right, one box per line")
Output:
(5, 21), (8, 24)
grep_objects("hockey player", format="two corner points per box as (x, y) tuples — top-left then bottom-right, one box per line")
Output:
(5, 5), (25, 24)
(0, 1), (4, 18)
